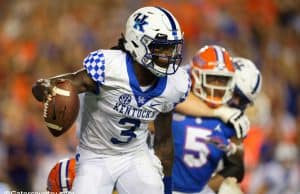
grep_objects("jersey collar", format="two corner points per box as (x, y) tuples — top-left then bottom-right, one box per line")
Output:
(126, 54), (167, 107)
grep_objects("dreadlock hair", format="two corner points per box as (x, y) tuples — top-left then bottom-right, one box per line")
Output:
(111, 33), (127, 52)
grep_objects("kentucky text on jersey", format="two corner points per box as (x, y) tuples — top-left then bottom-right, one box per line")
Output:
(80, 49), (190, 155)
(113, 102), (155, 119)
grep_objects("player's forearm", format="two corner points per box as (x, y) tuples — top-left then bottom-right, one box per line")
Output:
(32, 69), (97, 102)
(154, 137), (174, 176)
(153, 112), (174, 176)
(47, 68), (96, 93)
(218, 154), (245, 182)
(175, 92), (215, 117)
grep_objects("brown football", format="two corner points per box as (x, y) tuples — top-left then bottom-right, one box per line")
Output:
(43, 80), (79, 137)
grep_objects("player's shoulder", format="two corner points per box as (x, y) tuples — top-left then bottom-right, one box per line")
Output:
(83, 49), (126, 84)
(171, 66), (189, 80)
(160, 67), (191, 112)
(168, 66), (190, 93)
(84, 49), (125, 64)
(101, 49), (125, 57)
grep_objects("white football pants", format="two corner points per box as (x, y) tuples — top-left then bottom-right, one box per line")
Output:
(72, 146), (164, 194)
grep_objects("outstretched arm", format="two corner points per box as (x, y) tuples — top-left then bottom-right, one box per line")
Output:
(176, 92), (242, 122)
(176, 92), (250, 139)
(175, 92), (215, 117)
(153, 111), (174, 176)
(32, 68), (97, 102)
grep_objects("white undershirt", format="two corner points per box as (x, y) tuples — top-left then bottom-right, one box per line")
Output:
(140, 85), (152, 92)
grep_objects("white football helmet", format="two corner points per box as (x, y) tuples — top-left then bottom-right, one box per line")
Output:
(230, 57), (262, 110)
(124, 6), (183, 77)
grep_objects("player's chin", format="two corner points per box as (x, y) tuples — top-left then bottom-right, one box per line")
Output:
(153, 58), (169, 68)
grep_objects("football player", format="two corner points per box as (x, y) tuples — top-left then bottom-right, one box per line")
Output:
(208, 56), (262, 194)
(171, 47), (262, 194)
(32, 6), (189, 194)
(47, 57), (260, 194)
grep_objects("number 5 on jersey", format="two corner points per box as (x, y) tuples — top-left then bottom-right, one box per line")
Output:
(184, 127), (212, 167)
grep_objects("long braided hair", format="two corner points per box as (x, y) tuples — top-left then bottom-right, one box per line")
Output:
(111, 34), (127, 52)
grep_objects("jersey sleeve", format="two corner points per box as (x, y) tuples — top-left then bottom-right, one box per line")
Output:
(178, 70), (191, 104)
(162, 68), (191, 113)
(83, 49), (106, 85)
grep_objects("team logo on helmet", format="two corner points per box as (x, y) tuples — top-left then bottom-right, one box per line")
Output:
(133, 13), (149, 32)
(190, 45), (235, 107)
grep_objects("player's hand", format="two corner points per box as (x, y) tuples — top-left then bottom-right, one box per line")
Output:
(216, 141), (238, 156)
(208, 136), (237, 156)
(218, 177), (243, 194)
(228, 113), (250, 139)
(213, 106), (250, 139)
(32, 79), (53, 102)
(213, 106), (242, 123)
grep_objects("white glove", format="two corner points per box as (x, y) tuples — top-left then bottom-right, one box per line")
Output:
(213, 106), (250, 139)
(213, 106), (242, 123)
(228, 114), (250, 139)
(218, 177), (243, 194)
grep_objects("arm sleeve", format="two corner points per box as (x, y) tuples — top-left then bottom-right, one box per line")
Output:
(218, 154), (245, 182)
(83, 49), (106, 85)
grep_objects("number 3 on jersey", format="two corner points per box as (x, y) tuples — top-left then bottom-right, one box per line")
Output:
(184, 127), (212, 167)
(111, 117), (141, 144)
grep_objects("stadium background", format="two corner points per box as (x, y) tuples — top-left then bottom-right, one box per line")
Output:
(0, 0), (299, 193)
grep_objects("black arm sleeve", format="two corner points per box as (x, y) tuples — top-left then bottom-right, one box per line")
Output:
(218, 154), (245, 182)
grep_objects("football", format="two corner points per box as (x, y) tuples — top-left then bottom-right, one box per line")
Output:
(43, 80), (79, 137)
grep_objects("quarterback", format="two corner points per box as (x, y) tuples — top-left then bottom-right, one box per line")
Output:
(33, 6), (189, 194)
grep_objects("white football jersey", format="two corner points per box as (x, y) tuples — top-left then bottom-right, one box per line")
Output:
(78, 49), (190, 156)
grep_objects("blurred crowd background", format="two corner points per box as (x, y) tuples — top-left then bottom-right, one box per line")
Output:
(0, 0), (299, 193)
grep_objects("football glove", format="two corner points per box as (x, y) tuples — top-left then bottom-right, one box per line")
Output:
(213, 106), (243, 123)
(228, 113), (250, 139)
(214, 106), (250, 139)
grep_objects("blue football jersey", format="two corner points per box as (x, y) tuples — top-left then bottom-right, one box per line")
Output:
(172, 113), (236, 193)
